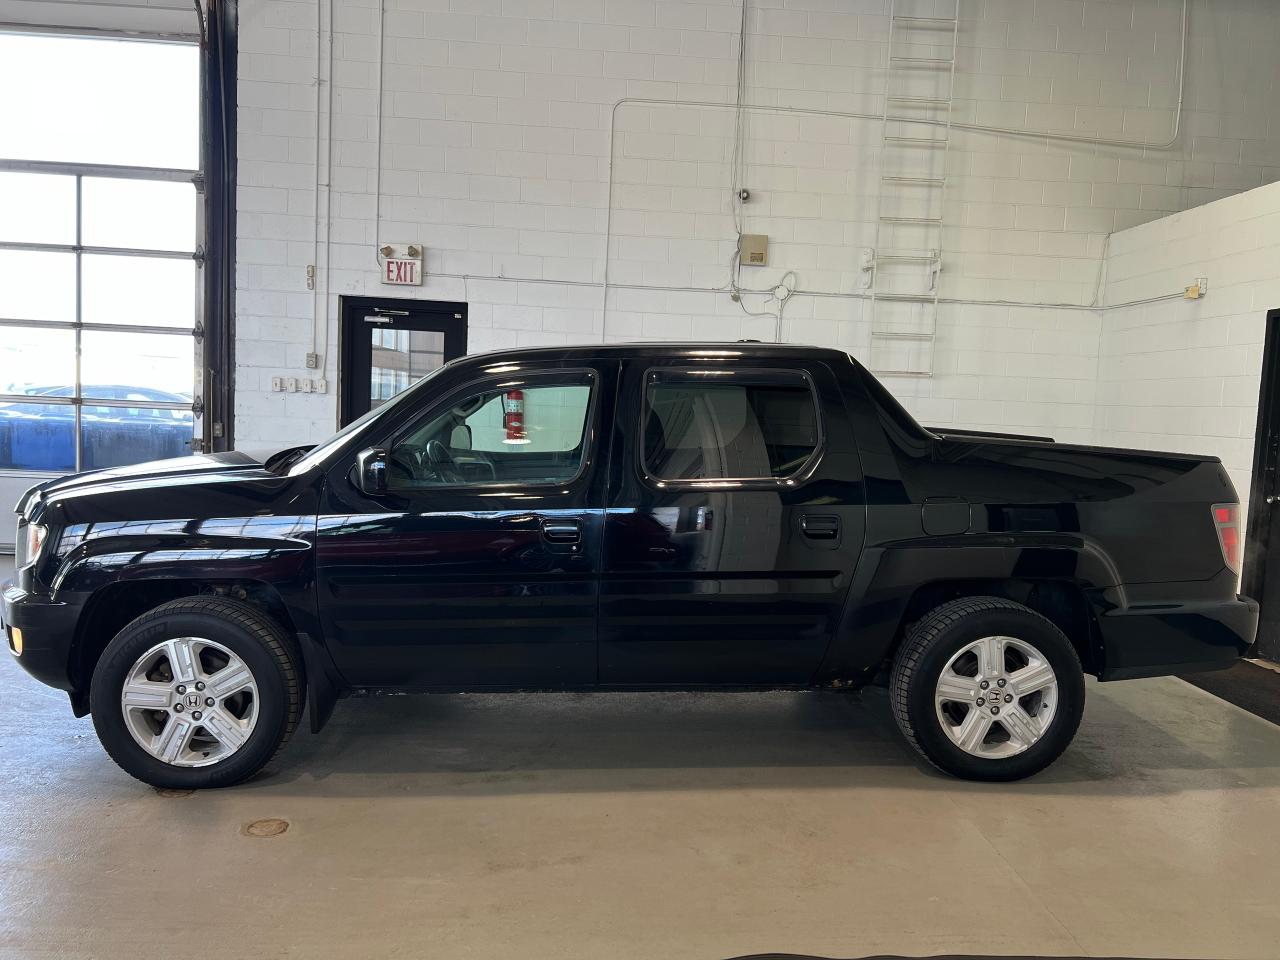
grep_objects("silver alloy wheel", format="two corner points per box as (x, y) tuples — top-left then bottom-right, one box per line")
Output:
(934, 635), (1059, 759)
(120, 637), (259, 768)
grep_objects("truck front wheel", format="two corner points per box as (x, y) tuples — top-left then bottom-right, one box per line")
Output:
(89, 597), (302, 789)
(890, 596), (1085, 781)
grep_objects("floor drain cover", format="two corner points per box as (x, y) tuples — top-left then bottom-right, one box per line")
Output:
(245, 818), (289, 838)
(155, 788), (193, 798)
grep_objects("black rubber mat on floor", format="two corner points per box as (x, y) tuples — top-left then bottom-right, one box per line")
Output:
(1180, 659), (1280, 725)
(725, 954), (1164, 959)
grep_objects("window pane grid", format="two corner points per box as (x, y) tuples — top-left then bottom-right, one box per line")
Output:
(0, 34), (200, 477)
(0, 172), (75, 244)
(0, 172), (197, 472)
(0, 159), (197, 181)
(0, 321), (194, 336)
(0, 34), (199, 169)
(82, 177), (196, 251)
(74, 175), (82, 470)
(0, 394), (190, 410)
(0, 241), (196, 258)
(0, 173), (195, 255)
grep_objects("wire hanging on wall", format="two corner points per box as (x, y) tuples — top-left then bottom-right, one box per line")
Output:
(600, 0), (1192, 341)
(725, 0), (794, 339)
(371, 0), (386, 268)
(307, 0), (338, 369)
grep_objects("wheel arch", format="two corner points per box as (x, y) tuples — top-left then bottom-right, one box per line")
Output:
(67, 578), (302, 716)
(821, 540), (1113, 685)
(894, 579), (1103, 677)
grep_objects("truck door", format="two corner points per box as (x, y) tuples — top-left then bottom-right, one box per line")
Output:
(316, 360), (615, 688)
(599, 357), (866, 685)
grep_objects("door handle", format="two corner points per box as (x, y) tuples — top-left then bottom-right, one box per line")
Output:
(541, 519), (582, 543)
(800, 514), (840, 540)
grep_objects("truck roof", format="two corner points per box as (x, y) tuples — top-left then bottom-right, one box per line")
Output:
(449, 341), (858, 367)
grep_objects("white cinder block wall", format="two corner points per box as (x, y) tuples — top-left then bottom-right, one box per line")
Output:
(235, 0), (1280, 450)
(1096, 178), (1279, 519)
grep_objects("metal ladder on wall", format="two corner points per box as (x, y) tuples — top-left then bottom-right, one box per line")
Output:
(866, 0), (960, 378)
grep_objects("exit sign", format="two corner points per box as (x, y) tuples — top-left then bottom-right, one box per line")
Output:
(383, 257), (421, 285)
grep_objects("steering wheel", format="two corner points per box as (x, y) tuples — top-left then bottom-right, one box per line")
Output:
(425, 439), (453, 467)
(424, 440), (464, 484)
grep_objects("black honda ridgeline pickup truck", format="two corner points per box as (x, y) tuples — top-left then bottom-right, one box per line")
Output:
(3, 343), (1259, 787)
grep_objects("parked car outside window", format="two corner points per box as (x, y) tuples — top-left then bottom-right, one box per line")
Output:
(0, 384), (193, 472)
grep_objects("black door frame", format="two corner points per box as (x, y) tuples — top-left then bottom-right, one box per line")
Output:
(338, 296), (467, 427)
(201, 0), (238, 452)
(1245, 308), (1279, 659)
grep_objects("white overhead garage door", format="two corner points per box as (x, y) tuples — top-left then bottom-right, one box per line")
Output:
(0, 29), (200, 547)
(0, 1), (198, 38)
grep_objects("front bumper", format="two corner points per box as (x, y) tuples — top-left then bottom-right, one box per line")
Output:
(1092, 585), (1260, 680)
(2, 579), (79, 691)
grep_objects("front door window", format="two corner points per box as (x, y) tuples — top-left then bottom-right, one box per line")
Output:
(388, 376), (594, 489)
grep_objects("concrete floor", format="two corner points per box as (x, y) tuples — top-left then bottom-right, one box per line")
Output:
(3, 555), (1280, 960)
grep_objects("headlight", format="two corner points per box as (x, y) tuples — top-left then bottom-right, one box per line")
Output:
(18, 521), (48, 568)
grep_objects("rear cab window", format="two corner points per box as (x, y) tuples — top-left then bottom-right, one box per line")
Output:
(641, 367), (822, 484)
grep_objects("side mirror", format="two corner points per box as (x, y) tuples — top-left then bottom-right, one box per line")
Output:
(355, 446), (387, 495)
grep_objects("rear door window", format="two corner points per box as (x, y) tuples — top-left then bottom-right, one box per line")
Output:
(642, 369), (821, 482)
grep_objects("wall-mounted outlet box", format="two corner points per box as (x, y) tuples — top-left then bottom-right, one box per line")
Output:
(740, 233), (768, 266)
(273, 376), (327, 392)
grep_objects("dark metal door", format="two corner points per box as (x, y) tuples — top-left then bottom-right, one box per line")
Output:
(1245, 308), (1280, 660)
(339, 296), (467, 427)
(316, 359), (616, 688)
(598, 357), (866, 685)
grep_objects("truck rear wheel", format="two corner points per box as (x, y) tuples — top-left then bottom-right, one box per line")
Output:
(89, 597), (302, 789)
(890, 596), (1085, 781)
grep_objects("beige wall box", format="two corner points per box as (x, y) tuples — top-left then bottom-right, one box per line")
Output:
(739, 234), (768, 266)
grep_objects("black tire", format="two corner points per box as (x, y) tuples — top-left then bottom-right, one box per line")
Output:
(90, 597), (303, 789)
(890, 596), (1085, 781)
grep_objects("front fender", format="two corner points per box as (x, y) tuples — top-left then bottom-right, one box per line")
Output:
(51, 515), (331, 714)
(50, 515), (316, 616)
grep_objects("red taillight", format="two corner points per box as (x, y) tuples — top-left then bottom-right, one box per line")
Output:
(1211, 503), (1241, 575)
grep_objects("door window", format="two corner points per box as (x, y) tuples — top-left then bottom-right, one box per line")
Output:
(370, 328), (446, 408)
(643, 369), (820, 482)
(389, 375), (594, 489)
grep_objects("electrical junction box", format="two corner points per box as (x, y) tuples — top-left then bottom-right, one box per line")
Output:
(740, 233), (768, 266)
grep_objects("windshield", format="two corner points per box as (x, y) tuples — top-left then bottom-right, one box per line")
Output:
(284, 365), (449, 476)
